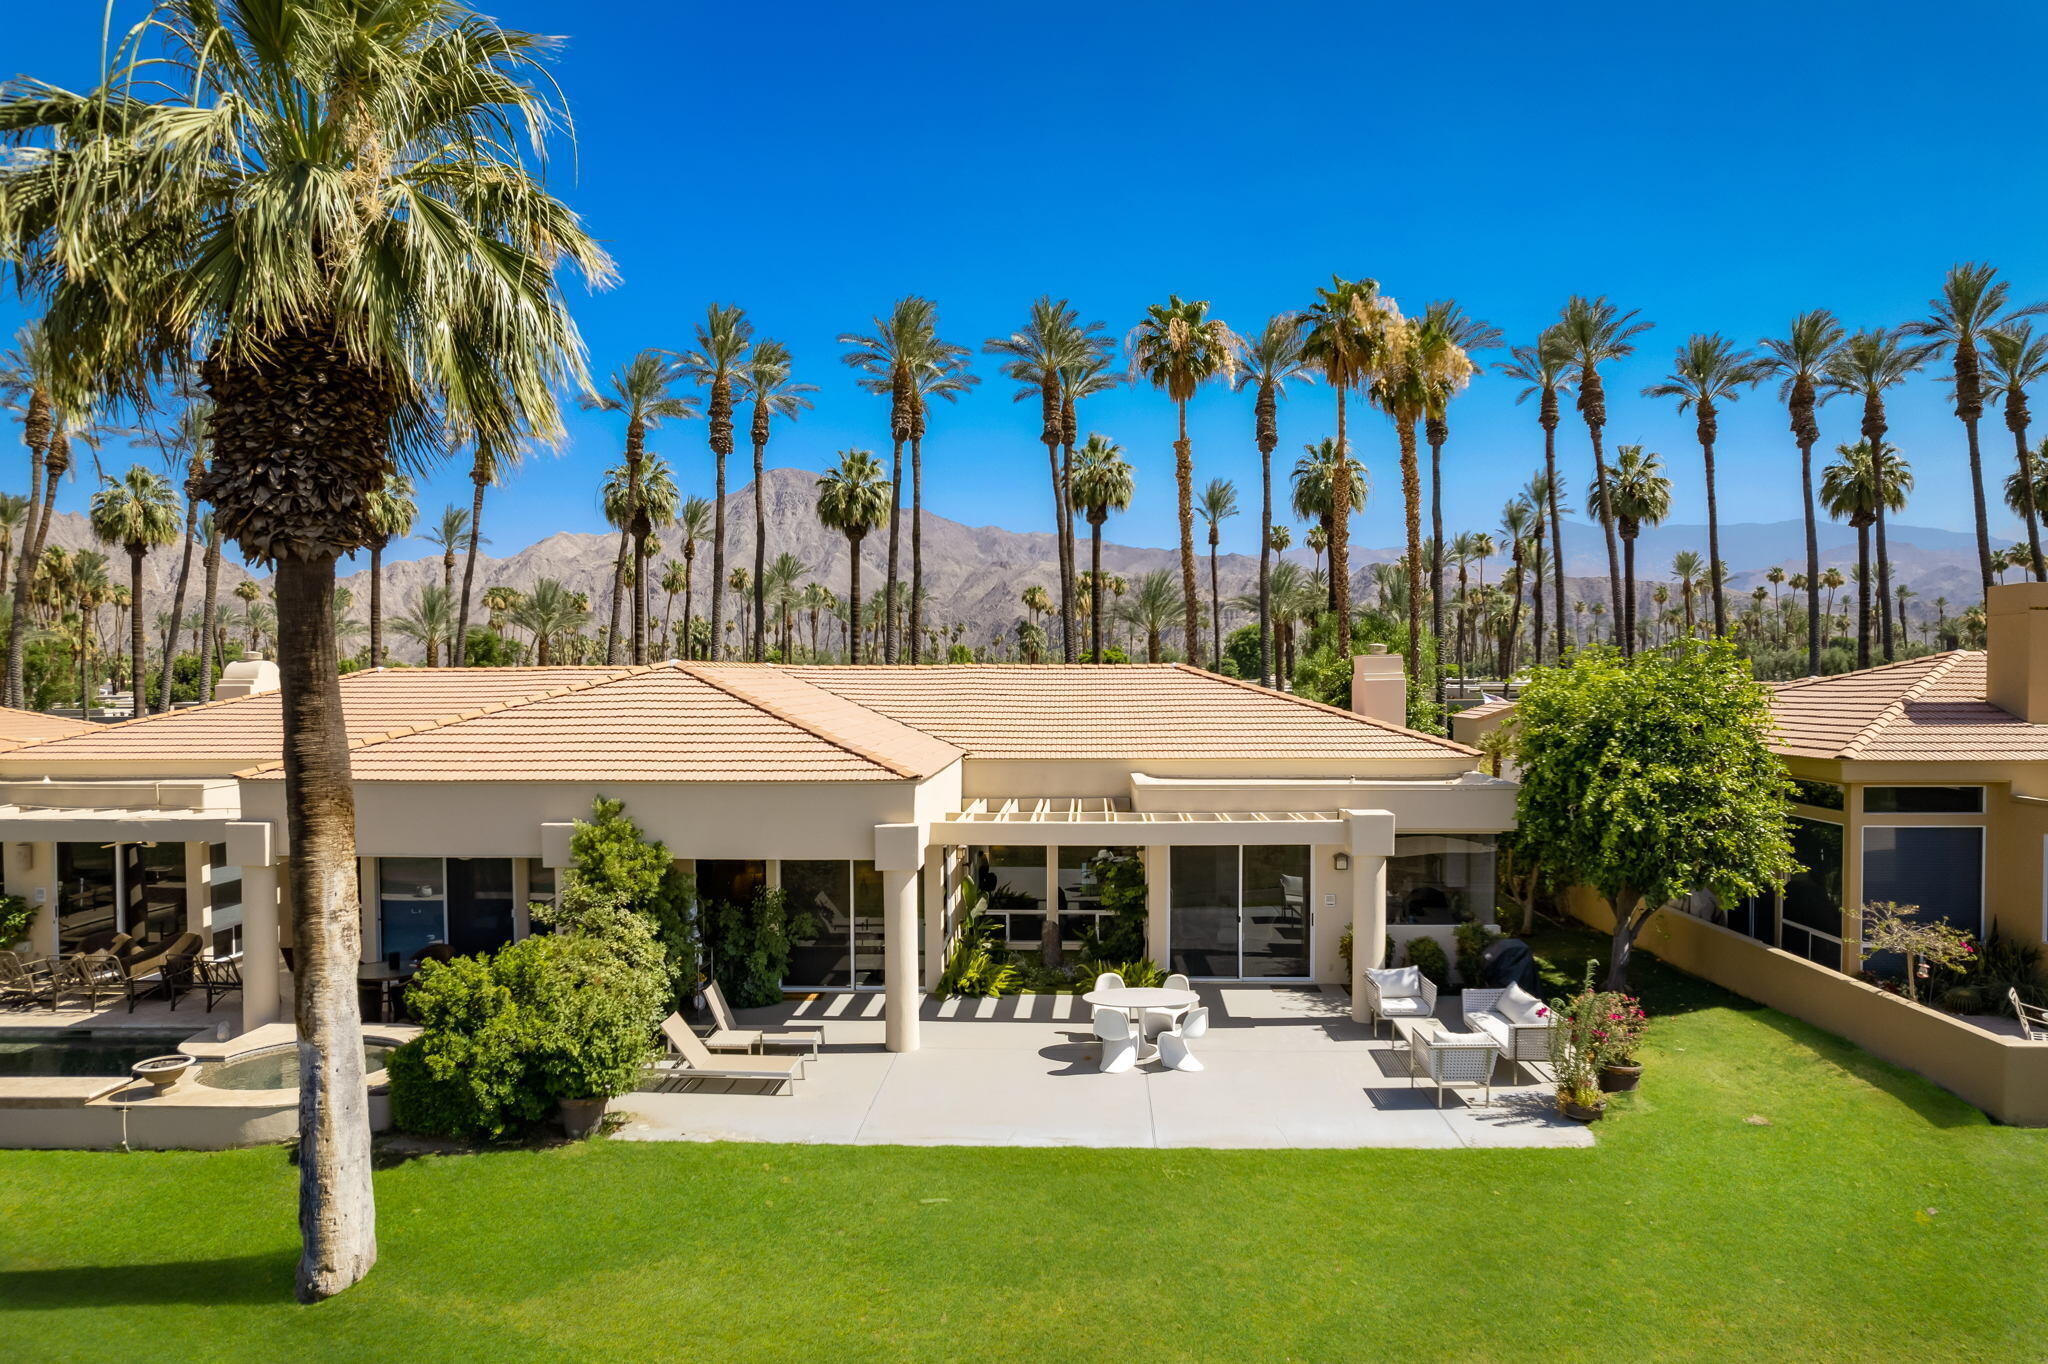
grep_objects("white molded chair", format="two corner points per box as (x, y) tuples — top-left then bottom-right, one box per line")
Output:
(1144, 976), (1196, 1038)
(1094, 971), (1126, 993)
(1093, 1007), (1138, 1073)
(1179, 1006), (1209, 1039)
(1158, 1027), (1204, 1072)
(1164, 972), (1190, 991)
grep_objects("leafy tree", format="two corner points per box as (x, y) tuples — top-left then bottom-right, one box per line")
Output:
(705, 887), (814, 1009)
(564, 798), (698, 1009)
(1513, 640), (1796, 988)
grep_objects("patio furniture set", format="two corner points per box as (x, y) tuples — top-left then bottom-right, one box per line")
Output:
(638, 981), (826, 1096)
(1361, 965), (1556, 1107)
(1085, 972), (1207, 1073)
(0, 934), (242, 1015)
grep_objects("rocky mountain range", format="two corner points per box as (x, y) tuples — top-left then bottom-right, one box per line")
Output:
(27, 467), (2002, 651)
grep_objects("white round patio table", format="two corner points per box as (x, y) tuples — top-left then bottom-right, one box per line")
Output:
(1082, 987), (1199, 1063)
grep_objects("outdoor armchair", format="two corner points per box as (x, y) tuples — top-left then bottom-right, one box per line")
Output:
(0, 951), (57, 1010)
(641, 1014), (805, 1096)
(194, 957), (244, 1014)
(1359, 966), (1438, 1039)
(1461, 983), (1556, 1079)
(1404, 1021), (1500, 1108)
(698, 980), (824, 1057)
(54, 953), (128, 1011)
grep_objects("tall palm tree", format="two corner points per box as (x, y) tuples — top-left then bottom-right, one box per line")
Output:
(1669, 550), (1704, 641)
(1903, 264), (2042, 596)
(1642, 333), (1764, 639)
(908, 325), (977, 663)
(88, 466), (179, 716)
(582, 351), (699, 664)
(1368, 315), (1441, 676)
(363, 475), (417, 670)
(736, 340), (816, 660)
(69, 550), (110, 715)
(838, 298), (931, 663)
(673, 305), (751, 665)
(1824, 329), (1929, 661)
(815, 451), (891, 664)
(1821, 442), (1883, 668)
(1864, 441), (1915, 662)
(506, 578), (585, 666)
(0, 492), (26, 609)
(1520, 471), (1562, 666)
(423, 505), (472, 601)
(1496, 330), (1576, 664)
(1021, 584), (1052, 633)
(1291, 439), (1369, 622)
(985, 299), (1098, 662)
(659, 560), (688, 642)
(1069, 435), (1135, 663)
(1233, 316), (1313, 685)
(452, 432), (521, 664)
(1120, 569), (1187, 663)
(1127, 296), (1238, 666)
(1497, 498), (1533, 677)
(391, 585), (457, 667)
(1981, 323), (2048, 580)
(1301, 276), (1400, 654)
(1757, 311), (1846, 675)
(1197, 479), (1239, 666)
(1555, 297), (1654, 643)
(1057, 340), (1119, 656)
(141, 391), (211, 707)
(674, 495), (713, 660)
(1419, 300), (1498, 702)
(0, 327), (71, 709)
(1607, 446), (1671, 651)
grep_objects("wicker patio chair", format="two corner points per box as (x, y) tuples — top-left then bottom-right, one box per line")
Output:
(1360, 965), (1438, 1039)
(1405, 1022), (1501, 1108)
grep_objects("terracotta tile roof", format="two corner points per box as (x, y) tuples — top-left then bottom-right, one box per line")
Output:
(244, 664), (958, 783)
(775, 663), (1476, 762)
(1, 667), (627, 768)
(1768, 651), (2048, 762)
(1453, 697), (1517, 722)
(0, 706), (95, 750)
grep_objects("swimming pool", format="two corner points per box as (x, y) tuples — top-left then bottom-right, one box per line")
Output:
(0, 1031), (192, 1078)
(198, 1042), (396, 1091)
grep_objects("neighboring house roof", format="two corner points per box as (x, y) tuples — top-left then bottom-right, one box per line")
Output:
(0, 705), (95, 751)
(1768, 650), (2048, 763)
(774, 663), (1477, 762)
(1453, 697), (1517, 723)
(242, 664), (963, 783)
(1, 668), (631, 768)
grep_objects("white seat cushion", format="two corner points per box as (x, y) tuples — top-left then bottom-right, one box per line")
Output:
(1379, 995), (1431, 1016)
(1494, 983), (1550, 1026)
(1367, 965), (1423, 998)
(1469, 1014), (1511, 1048)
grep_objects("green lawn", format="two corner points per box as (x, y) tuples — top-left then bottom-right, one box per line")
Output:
(3, 930), (2043, 1363)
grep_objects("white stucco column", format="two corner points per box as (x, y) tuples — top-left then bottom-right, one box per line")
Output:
(1143, 846), (1171, 966)
(922, 849), (947, 990)
(228, 820), (281, 1032)
(1344, 809), (1396, 1023)
(183, 840), (212, 941)
(875, 823), (925, 1054)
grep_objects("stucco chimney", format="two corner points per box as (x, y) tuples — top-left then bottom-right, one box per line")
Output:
(215, 655), (281, 701)
(1350, 647), (1406, 726)
(1986, 582), (2048, 723)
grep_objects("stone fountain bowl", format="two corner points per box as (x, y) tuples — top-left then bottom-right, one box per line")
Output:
(132, 1054), (196, 1093)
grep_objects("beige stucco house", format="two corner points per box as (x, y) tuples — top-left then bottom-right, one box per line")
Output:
(0, 660), (1515, 1051)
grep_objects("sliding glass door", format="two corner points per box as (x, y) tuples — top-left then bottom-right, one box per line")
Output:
(782, 860), (885, 989)
(376, 857), (516, 964)
(1169, 845), (1311, 979)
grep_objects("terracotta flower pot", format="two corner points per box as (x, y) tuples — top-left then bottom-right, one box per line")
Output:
(1599, 1062), (1643, 1093)
(559, 1096), (608, 1140)
(1559, 1097), (1606, 1123)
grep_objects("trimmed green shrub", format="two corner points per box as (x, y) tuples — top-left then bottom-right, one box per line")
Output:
(0, 894), (32, 947)
(705, 886), (814, 1009)
(1404, 936), (1450, 990)
(564, 797), (698, 1008)
(388, 906), (664, 1142)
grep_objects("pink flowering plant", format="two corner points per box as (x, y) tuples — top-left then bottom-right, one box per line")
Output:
(1548, 961), (1652, 1109)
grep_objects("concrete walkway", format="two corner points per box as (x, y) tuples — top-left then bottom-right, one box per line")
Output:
(616, 985), (1593, 1150)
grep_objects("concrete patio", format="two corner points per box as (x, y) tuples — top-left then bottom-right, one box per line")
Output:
(616, 984), (1594, 1150)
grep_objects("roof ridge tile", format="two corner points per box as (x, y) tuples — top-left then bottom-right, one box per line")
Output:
(679, 664), (929, 778)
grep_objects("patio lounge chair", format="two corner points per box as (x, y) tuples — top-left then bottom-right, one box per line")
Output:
(1360, 965), (1438, 1039)
(119, 932), (204, 1012)
(54, 953), (128, 1011)
(643, 1014), (805, 1096)
(1092, 1007), (1137, 1073)
(0, 950), (57, 1009)
(1462, 983), (1556, 1080)
(698, 980), (824, 1057)
(194, 957), (243, 1013)
(2012, 988), (2048, 1041)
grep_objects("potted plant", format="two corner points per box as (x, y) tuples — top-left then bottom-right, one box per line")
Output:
(1594, 993), (1649, 1092)
(1548, 962), (1614, 1121)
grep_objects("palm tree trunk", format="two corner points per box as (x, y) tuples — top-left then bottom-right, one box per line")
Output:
(1962, 409), (1994, 596)
(1044, 435), (1069, 664)
(709, 449), (726, 665)
(2014, 422), (2045, 580)
(1175, 400), (1202, 664)
(1875, 500), (1895, 663)
(1331, 389), (1352, 656)
(367, 543), (385, 668)
(1091, 520), (1105, 663)
(1622, 537), (1636, 648)
(1429, 431), (1446, 712)
(884, 438), (902, 664)
(752, 437), (767, 661)
(1059, 434), (1078, 665)
(847, 534), (864, 665)
(1588, 427), (1623, 647)
(197, 534), (221, 701)
(455, 472), (486, 666)
(127, 548), (147, 718)
(273, 552), (377, 1302)
(1258, 443), (1273, 687)
(1546, 421), (1565, 663)
(631, 530), (651, 667)
(1801, 439), (1821, 675)
(605, 529), (628, 664)
(1530, 554), (1546, 673)
(5, 449), (57, 710)
(1703, 436), (1726, 637)
(158, 502), (198, 706)
(911, 434), (925, 665)
(682, 552), (696, 661)
(1399, 420), (1422, 683)
(1856, 524), (1872, 669)
(77, 612), (90, 717)
(1208, 535), (1222, 669)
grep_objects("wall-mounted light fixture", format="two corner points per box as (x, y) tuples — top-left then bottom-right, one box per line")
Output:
(1332, 852), (1351, 872)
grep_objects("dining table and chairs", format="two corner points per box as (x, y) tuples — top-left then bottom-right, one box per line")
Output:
(1083, 973), (1206, 1072)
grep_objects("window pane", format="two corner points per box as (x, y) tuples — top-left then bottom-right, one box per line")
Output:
(1386, 834), (1497, 926)
(1242, 845), (1310, 978)
(1169, 846), (1238, 977)
(1862, 786), (1983, 814)
(1790, 780), (1846, 811)
(1862, 827), (1985, 960)
(378, 857), (445, 966)
(1782, 818), (1844, 937)
(980, 846), (1048, 949)
(130, 843), (188, 947)
(783, 860), (851, 988)
(56, 843), (117, 953)
(1056, 845), (1139, 945)
(697, 860), (766, 909)
(447, 858), (514, 955)
(852, 860), (885, 988)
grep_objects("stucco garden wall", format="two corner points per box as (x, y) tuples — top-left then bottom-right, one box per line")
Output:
(1565, 886), (2048, 1126)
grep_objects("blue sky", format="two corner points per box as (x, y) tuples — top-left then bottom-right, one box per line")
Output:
(9, 1), (2048, 568)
